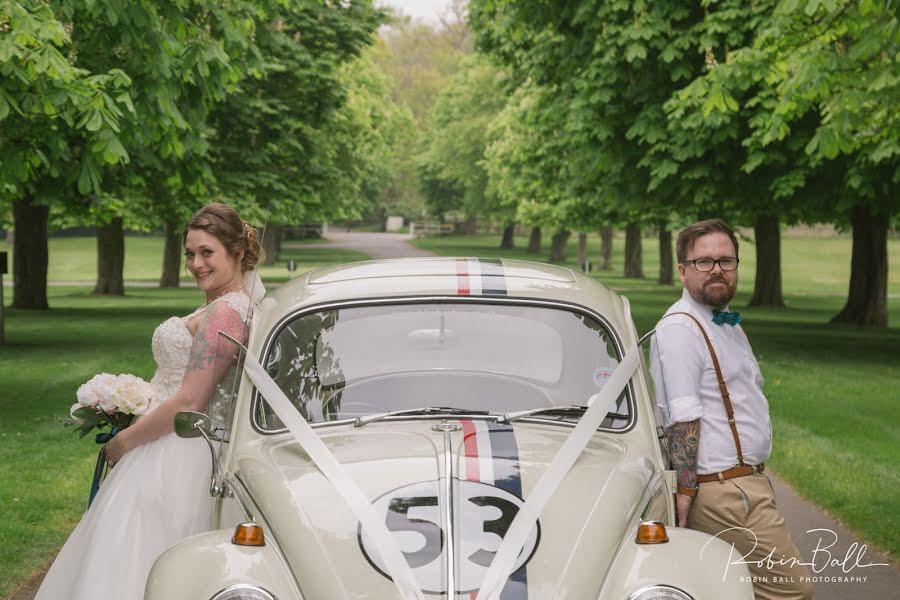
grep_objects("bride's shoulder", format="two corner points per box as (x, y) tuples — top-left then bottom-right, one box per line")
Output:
(208, 291), (251, 319)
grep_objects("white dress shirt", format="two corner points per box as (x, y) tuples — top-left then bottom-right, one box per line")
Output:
(650, 289), (772, 474)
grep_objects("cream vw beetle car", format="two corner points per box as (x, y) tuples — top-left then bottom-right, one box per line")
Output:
(146, 258), (753, 600)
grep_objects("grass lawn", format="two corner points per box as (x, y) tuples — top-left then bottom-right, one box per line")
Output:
(0, 235), (368, 285)
(412, 232), (900, 560)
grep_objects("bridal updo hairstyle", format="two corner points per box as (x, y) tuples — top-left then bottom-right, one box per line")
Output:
(183, 203), (264, 273)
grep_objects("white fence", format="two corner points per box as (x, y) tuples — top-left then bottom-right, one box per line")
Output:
(409, 222), (454, 236)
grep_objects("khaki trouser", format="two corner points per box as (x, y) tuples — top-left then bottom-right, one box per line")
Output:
(688, 473), (814, 600)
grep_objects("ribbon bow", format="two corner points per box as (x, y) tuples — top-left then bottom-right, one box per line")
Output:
(712, 310), (743, 326)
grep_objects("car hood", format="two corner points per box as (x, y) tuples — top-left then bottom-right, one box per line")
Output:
(235, 419), (658, 599)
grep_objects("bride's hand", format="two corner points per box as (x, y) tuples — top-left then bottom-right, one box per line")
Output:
(104, 434), (130, 467)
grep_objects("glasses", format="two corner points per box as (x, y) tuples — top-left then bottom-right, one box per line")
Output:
(683, 257), (739, 272)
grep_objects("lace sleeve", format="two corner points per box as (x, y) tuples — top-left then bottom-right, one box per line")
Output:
(180, 299), (249, 412)
(221, 291), (251, 323)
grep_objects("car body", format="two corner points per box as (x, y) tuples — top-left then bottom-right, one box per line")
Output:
(145, 257), (753, 600)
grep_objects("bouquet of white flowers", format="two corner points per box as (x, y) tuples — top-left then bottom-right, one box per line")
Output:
(68, 373), (153, 437)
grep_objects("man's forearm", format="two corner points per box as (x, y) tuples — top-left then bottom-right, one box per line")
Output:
(668, 418), (700, 489)
(667, 418), (700, 526)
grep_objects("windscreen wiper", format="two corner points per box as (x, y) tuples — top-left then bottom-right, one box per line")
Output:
(354, 406), (488, 428)
(498, 404), (629, 424)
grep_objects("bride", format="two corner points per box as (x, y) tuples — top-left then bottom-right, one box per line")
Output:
(36, 203), (266, 600)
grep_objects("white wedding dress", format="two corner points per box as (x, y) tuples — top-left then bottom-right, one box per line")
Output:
(36, 291), (251, 600)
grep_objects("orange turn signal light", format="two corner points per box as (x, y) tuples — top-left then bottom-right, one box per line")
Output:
(635, 520), (669, 544)
(232, 522), (266, 546)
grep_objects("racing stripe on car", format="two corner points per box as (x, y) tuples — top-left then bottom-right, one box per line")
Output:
(467, 258), (483, 295)
(456, 257), (471, 295)
(461, 420), (495, 484)
(479, 258), (508, 296)
(485, 422), (528, 600)
(485, 422), (522, 498)
(460, 420), (528, 599)
(461, 419), (481, 482)
(456, 258), (508, 296)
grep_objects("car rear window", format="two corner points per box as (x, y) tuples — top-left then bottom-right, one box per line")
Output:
(254, 301), (630, 430)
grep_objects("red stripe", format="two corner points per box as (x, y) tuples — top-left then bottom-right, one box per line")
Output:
(456, 257), (470, 295)
(461, 419), (480, 481)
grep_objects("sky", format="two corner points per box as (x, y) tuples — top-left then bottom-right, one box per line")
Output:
(376, 0), (452, 25)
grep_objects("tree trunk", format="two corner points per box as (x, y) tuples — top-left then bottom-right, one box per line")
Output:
(577, 232), (588, 269)
(624, 223), (644, 278)
(658, 219), (674, 285)
(159, 219), (181, 288)
(273, 224), (284, 258)
(261, 224), (283, 266)
(464, 216), (477, 235)
(599, 226), (613, 270)
(748, 214), (784, 307)
(94, 217), (125, 295)
(11, 194), (49, 309)
(830, 205), (888, 327)
(526, 227), (541, 254)
(549, 230), (570, 262)
(500, 223), (515, 249)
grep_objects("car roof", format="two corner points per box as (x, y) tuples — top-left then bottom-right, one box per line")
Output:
(307, 257), (576, 284)
(254, 258), (637, 348)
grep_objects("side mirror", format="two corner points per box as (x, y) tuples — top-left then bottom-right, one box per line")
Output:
(174, 411), (213, 439)
(174, 411), (225, 496)
(174, 411), (224, 441)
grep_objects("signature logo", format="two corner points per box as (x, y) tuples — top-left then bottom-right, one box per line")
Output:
(700, 527), (889, 582)
(359, 479), (540, 593)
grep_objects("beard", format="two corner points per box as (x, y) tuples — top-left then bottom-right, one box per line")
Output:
(688, 275), (737, 309)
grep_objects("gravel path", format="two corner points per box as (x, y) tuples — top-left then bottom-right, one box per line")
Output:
(302, 230), (436, 259)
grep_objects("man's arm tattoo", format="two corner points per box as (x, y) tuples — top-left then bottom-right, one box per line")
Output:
(667, 419), (700, 490)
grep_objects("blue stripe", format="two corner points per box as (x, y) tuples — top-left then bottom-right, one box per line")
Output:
(479, 258), (508, 296)
(486, 422), (527, 599)
(486, 422), (521, 497)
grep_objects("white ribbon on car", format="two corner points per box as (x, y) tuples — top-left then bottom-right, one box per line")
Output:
(475, 345), (642, 600)
(241, 352), (425, 600)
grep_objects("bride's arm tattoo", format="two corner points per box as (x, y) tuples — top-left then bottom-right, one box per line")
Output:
(186, 306), (245, 372)
(667, 418), (700, 490)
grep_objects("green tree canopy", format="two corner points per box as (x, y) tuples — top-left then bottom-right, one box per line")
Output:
(209, 0), (386, 227)
(0, 1), (133, 203)
(469, 0), (898, 323)
(418, 55), (509, 223)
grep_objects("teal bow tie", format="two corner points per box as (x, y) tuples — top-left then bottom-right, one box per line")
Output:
(712, 310), (743, 326)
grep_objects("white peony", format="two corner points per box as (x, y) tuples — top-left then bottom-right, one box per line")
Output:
(111, 374), (152, 415)
(76, 373), (117, 410)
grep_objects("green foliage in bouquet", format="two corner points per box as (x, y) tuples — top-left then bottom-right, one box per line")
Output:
(68, 407), (136, 439)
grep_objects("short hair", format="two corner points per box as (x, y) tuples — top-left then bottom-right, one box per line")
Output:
(675, 219), (739, 263)
(183, 203), (265, 273)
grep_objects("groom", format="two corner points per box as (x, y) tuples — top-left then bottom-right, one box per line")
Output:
(650, 219), (813, 600)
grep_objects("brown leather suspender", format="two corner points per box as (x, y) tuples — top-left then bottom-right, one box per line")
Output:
(662, 311), (745, 466)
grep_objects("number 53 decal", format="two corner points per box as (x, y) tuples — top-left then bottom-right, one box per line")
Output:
(359, 479), (540, 594)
